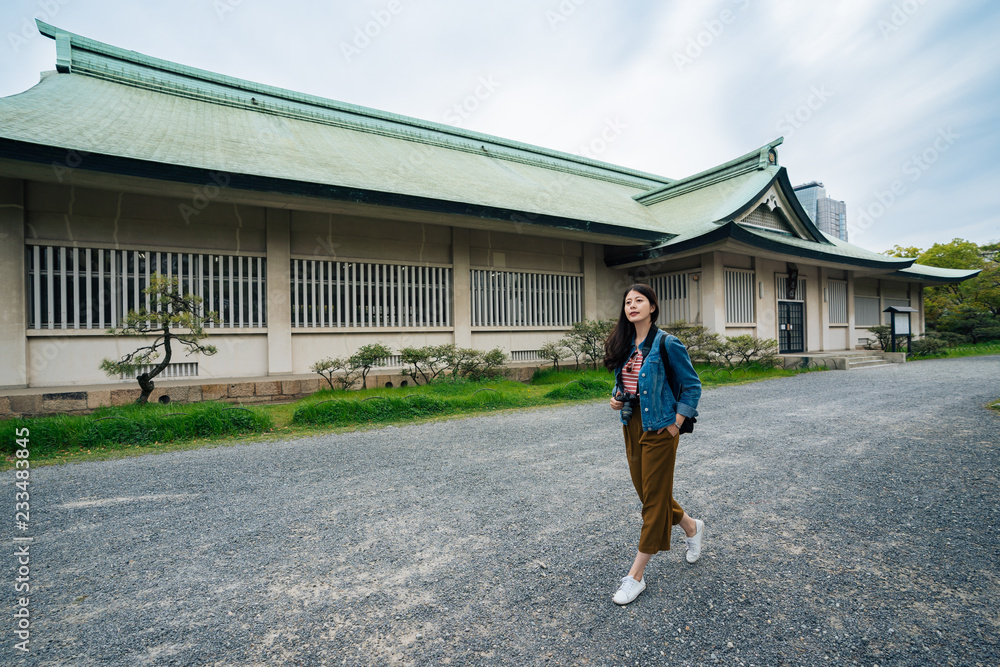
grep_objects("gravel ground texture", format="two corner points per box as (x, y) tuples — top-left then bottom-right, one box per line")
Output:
(5, 356), (999, 666)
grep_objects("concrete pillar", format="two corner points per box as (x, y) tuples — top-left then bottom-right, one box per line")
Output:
(699, 252), (724, 333)
(266, 208), (292, 374)
(817, 266), (829, 351)
(915, 284), (925, 335)
(758, 261), (777, 341)
(846, 270), (857, 349)
(0, 178), (26, 387)
(583, 243), (598, 320)
(452, 227), (471, 347)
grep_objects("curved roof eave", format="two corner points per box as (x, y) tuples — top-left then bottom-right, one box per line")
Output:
(888, 266), (982, 283)
(606, 221), (915, 270)
(0, 137), (671, 243)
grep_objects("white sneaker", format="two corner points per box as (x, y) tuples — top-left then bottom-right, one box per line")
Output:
(685, 519), (705, 564)
(613, 575), (646, 605)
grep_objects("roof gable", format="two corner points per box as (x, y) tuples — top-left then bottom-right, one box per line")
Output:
(633, 138), (782, 206)
(732, 176), (825, 243)
(738, 199), (797, 235)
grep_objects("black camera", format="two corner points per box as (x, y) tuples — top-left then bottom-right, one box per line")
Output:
(616, 390), (639, 421)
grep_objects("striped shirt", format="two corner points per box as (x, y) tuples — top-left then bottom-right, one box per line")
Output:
(620, 349), (643, 395)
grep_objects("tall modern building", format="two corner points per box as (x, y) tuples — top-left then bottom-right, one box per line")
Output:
(793, 182), (848, 241)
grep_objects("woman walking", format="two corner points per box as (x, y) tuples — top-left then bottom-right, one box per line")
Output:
(605, 283), (703, 605)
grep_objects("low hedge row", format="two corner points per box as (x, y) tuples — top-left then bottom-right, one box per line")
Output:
(0, 402), (273, 457)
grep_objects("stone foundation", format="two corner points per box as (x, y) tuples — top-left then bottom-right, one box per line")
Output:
(0, 364), (556, 419)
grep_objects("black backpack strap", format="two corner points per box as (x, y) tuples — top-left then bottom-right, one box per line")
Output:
(662, 333), (697, 433)
(660, 333), (679, 401)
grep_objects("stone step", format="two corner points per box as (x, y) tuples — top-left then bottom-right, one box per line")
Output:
(847, 358), (893, 368)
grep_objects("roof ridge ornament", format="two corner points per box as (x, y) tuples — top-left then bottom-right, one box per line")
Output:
(633, 137), (783, 206)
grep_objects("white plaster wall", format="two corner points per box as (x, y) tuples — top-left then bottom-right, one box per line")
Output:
(824, 326), (850, 351)
(290, 331), (455, 374)
(196, 335), (270, 378)
(595, 264), (634, 319)
(24, 333), (267, 387)
(290, 211), (452, 264)
(469, 229), (582, 273)
(471, 330), (571, 355)
(25, 182), (266, 253)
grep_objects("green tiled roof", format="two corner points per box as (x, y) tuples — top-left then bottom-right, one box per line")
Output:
(0, 21), (980, 284)
(34, 21), (671, 191)
(633, 138), (782, 205)
(891, 264), (981, 283)
(0, 21), (696, 242)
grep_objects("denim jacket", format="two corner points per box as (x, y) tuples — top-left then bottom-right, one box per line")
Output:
(613, 326), (701, 431)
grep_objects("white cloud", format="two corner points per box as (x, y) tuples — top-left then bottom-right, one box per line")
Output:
(1, 0), (997, 252)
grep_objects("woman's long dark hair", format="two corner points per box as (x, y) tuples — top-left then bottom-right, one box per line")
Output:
(603, 283), (660, 371)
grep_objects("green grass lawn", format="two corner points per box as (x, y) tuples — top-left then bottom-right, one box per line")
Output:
(1, 363), (807, 468)
(909, 341), (1000, 361)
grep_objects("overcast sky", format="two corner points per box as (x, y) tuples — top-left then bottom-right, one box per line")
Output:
(2, 0), (998, 253)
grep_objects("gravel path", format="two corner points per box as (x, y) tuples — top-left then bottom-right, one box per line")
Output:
(6, 356), (999, 666)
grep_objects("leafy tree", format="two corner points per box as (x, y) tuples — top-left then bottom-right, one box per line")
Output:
(459, 347), (508, 380)
(724, 334), (780, 366)
(918, 238), (986, 310)
(400, 345), (451, 385)
(350, 342), (393, 389)
(862, 324), (893, 351)
(565, 319), (615, 369)
(560, 335), (586, 369)
(974, 264), (1000, 318)
(917, 238), (986, 271)
(883, 245), (922, 258)
(936, 305), (1000, 344)
(538, 340), (568, 370)
(889, 239), (998, 333)
(311, 357), (361, 390)
(442, 345), (482, 382)
(99, 274), (218, 405)
(660, 320), (721, 362)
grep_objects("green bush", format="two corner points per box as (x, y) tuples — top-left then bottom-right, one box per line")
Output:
(561, 319), (616, 369)
(908, 334), (948, 358)
(660, 320), (721, 362)
(972, 325), (1000, 343)
(932, 331), (969, 347)
(703, 335), (775, 367)
(863, 325), (893, 350)
(530, 367), (614, 385)
(293, 394), (450, 426)
(0, 402), (273, 457)
(400, 344), (452, 384)
(543, 377), (612, 400)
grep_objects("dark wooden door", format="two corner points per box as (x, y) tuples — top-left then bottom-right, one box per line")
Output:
(778, 301), (804, 353)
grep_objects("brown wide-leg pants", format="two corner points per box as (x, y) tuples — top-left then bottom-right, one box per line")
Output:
(623, 411), (684, 554)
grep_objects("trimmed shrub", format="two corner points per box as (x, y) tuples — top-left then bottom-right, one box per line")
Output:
(543, 377), (612, 400)
(0, 402), (273, 457)
(908, 334), (948, 358)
